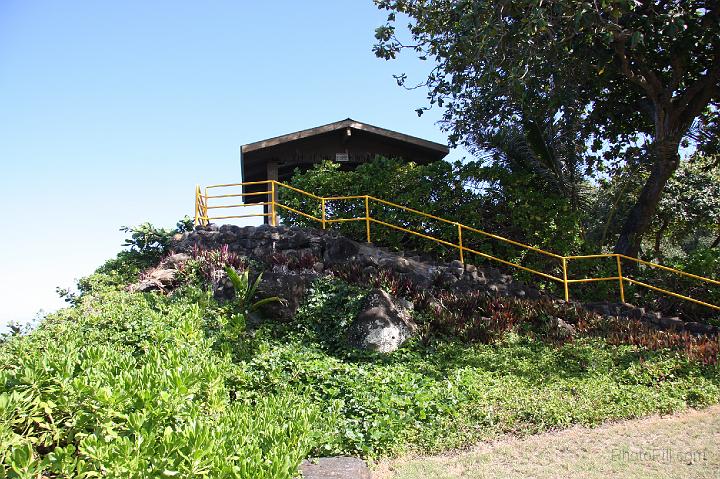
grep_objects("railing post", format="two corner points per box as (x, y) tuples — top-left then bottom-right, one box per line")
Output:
(562, 257), (569, 301)
(321, 198), (326, 229)
(270, 181), (277, 226)
(194, 186), (200, 226)
(457, 223), (464, 263)
(616, 254), (626, 303)
(203, 187), (209, 226)
(365, 195), (371, 243)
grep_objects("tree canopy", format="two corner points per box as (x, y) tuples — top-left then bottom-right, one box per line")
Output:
(373, 0), (720, 257)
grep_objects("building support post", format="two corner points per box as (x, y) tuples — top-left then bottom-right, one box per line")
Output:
(266, 160), (279, 225)
(321, 198), (326, 229)
(270, 181), (277, 226)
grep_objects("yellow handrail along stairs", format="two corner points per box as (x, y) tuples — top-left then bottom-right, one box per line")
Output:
(194, 180), (720, 312)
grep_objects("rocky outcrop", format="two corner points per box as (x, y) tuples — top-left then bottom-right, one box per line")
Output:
(128, 253), (190, 293)
(170, 224), (542, 301)
(254, 271), (313, 322)
(583, 301), (718, 336)
(163, 224), (717, 337)
(347, 289), (417, 353)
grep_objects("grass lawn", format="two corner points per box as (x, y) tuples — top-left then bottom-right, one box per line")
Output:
(374, 405), (720, 479)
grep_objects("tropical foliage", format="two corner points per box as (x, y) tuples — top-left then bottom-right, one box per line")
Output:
(280, 157), (584, 275)
(2, 227), (719, 475)
(373, 0), (720, 258)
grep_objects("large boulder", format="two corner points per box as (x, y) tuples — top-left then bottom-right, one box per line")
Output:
(323, 234), (360, 264)
(347, 289), (417, 353)
(255, 271), (312, 321)
(128, 268), (177, 293)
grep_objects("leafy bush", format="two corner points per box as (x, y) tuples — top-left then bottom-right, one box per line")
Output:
(4, 236), (719, 473)
(625, 246), (720, 324)
(229, 276), (720, 457)
(0, 289), (319, 478)
(280, 158), (583, 280)
(120, 216), (193, 257)
(220, 266), (281, 339)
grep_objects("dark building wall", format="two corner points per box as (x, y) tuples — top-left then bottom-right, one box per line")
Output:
(242, 128), (443, 184)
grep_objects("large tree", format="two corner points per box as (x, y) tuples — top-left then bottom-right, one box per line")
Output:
(374, 0), (720, 257)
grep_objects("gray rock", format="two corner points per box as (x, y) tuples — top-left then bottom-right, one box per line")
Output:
(626, 306), (646, 320)
(128, 268), (177, 293)
(255, 271), (311, 321)
(323, 235), (360, 264)
(159, 253), (190, 270)
(685, 321), (717, 335)
(347, 289), (417, 353)
(219, 224), (242, 235)
(551, 317), (576, 339)
(440, 272), (459, 286)
(512, 289), (526, 298)
(299, 457), (371, 479)
(379, 256), (412, 273)
(658, 316), (683, 330)
(525, 287), (541, 300)
(211, 269), (234, 301)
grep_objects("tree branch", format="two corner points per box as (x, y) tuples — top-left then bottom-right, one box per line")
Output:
(611, 32), (660, 97)
(673, 50), (720, 131)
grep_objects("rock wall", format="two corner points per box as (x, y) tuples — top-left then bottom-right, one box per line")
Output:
(168, 224), (718, 337)
(171, 223), (541, 297)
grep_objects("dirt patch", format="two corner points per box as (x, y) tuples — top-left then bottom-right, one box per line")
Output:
(374, 406), (720, 479)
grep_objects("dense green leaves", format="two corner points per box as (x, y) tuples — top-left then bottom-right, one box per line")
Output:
(2, 231), (719, 474)
(374, 0), (720, 257)
(653, 155), (720, 255)
(232, 277), (720, 457)
(0, 290), (319, 478)
(281, 157), (584, 282)
(119, 217), (194, 262)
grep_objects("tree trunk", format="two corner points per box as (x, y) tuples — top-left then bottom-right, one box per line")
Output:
(711, 232), (720, 249)
(614, 140), (680, 258)
(653, 217), (670, 259)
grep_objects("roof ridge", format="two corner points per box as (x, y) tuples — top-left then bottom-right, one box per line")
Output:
(241, 119), (449, 154)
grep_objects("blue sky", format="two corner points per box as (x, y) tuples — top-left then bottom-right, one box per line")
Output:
(0, 1), (465, 326)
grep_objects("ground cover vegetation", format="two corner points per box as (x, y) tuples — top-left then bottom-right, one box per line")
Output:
(2, 222), (718, 477)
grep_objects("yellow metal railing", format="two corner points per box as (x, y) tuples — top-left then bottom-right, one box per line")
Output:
(194, 180), (720, 312)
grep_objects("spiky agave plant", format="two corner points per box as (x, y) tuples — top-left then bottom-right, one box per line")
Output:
(223, 266), (283, 336)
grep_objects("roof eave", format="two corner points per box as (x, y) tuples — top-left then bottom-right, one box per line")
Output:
(241, 119), (449, 156)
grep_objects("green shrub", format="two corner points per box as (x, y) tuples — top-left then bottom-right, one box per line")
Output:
(0, 289), (319, 478)
(120, 216), (193, 258)
(281, 158), (583, 278)
(4, 241), (719, 471)
(227, 277), (720, 458)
